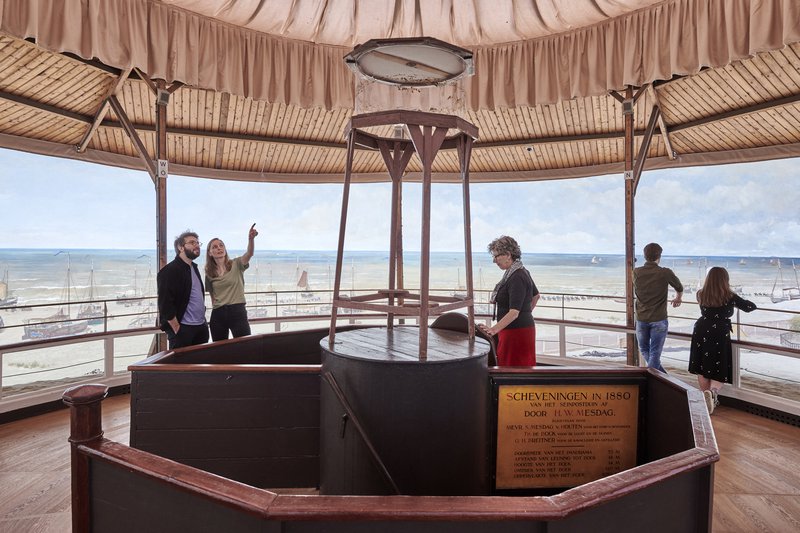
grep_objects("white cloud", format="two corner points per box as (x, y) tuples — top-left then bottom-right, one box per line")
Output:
(1, 148), (798, 258)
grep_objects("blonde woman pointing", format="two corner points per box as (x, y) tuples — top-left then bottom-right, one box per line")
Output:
(205, 224), (258, 341)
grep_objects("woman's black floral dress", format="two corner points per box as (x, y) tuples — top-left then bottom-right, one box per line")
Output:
(688, 294), (756, 383)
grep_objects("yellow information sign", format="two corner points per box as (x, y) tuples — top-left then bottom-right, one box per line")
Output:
(496, 384), (639, 489)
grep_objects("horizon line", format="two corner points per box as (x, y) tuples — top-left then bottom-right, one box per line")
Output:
(0, 248), (797, 260)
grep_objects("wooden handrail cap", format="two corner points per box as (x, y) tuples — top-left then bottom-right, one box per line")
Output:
(62, 384), (109, 406)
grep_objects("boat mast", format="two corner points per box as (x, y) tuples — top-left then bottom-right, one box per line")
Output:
(54, 251), (74, 317)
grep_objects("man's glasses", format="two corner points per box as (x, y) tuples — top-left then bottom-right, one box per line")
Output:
(184, 240), (202, 247)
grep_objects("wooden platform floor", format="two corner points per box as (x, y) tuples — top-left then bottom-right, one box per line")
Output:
(0, 396), (798, 532)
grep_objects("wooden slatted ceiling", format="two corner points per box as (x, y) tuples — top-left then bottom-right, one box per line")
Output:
(0, 34), (798, 181)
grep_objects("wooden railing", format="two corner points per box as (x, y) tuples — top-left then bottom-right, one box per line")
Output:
(62, 368), (718, 532)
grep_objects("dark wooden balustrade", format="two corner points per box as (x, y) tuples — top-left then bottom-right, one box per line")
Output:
(65, 360), (718, 532)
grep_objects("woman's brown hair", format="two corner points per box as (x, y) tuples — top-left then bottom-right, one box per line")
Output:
(205, 238), (232, 279)
(696, 266), (734, 307)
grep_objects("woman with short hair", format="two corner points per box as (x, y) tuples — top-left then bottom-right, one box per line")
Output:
(204, 224), (258, 341)
(481, 236), (540, 366)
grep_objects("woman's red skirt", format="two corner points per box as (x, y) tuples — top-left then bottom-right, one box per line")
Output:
(496, 326), (536, 367)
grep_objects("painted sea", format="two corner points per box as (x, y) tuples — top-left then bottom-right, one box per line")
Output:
(1, 249), (799, 399)
(2, 248), (799, 306)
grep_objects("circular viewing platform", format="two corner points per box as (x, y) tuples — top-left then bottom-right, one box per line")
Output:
(324, 325), (490, 364)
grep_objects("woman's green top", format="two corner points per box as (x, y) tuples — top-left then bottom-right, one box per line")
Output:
(206, 257), (249, 309)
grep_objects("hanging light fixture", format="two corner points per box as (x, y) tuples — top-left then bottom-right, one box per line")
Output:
(344, 37), (473, 87)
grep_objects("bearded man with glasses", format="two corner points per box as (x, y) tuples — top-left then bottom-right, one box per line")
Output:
(157, 230), (210, 349)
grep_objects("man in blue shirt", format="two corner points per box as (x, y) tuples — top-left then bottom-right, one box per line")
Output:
(157, 230), (209, 349)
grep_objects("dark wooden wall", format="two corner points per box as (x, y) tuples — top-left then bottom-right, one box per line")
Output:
(645, 375), (698, 461)
(128, 328), (343, 488)
(90, 459), (270, 532)
(130, 369), (320, 488)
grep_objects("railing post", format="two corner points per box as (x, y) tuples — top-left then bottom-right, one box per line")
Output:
(559, 324), (567, 358)
(735, 308), (741, 341)
(731, 344), (741, 389)
(104, 337), (114, 377)
(63, 384), (108, 533)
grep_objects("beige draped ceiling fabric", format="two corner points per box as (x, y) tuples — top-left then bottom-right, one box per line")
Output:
(1, 0), (799, 110)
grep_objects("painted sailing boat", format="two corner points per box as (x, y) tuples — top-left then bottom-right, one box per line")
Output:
(247, 261), (270, 318)
(794, 261), (800, 300)
(0, 269), (18, 308)
(77, 261), (104, 325)
(297, 270), (320, 301)
(23, 252), (89, 339)
(282, 267), (322, 316)
(452, 267), (467, 299)
(116, 255), (152, 306)
(769, 259), (800, 303)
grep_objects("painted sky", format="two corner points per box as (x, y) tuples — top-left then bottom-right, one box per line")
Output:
(1, 147), (798, 256)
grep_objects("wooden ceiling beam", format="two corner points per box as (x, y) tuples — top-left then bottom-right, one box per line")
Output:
(647, 85), (676, 160)
(670, 91), (800, 133)
(76, 68), (132, 153)
(107, 95), (157, 182)
(213, 92), (232, 169)
(633, 105), (661, 194)
(167, 81), (184, 94)
(0, 89), (90, 124)
(477, 91), (800, 149)
(2, 88), (799, 153)
(133, 67), (158, 95)
(632, 84), (648, 104)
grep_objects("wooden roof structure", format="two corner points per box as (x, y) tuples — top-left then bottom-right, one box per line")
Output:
(0, 0), (799, 185)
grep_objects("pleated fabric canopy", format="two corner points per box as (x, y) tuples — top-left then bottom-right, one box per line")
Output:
(0, 0), (799, 183)
(3, 0), (798, 110)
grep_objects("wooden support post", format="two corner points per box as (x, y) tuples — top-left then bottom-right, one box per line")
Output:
(155, 80), (169, 270)
(419, 126), (433, 360)
(378, 137), (414, 330)
(623, 86), (638, 366)
(329, 131), (356, 347)
(63, 384), (108, 533)
(407, 124), (448, 359)
(387, 170), (400, 329)
(624, 103), (661, 366)
(395, 179), (405, 324)
(155, 80), (169, 352)
(459, 136), (476, 338)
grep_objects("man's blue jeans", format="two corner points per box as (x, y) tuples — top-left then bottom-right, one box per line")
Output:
(636, 319), (668, 373)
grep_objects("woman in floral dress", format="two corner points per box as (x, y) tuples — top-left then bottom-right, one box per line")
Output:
(688, 266), (756, 413)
